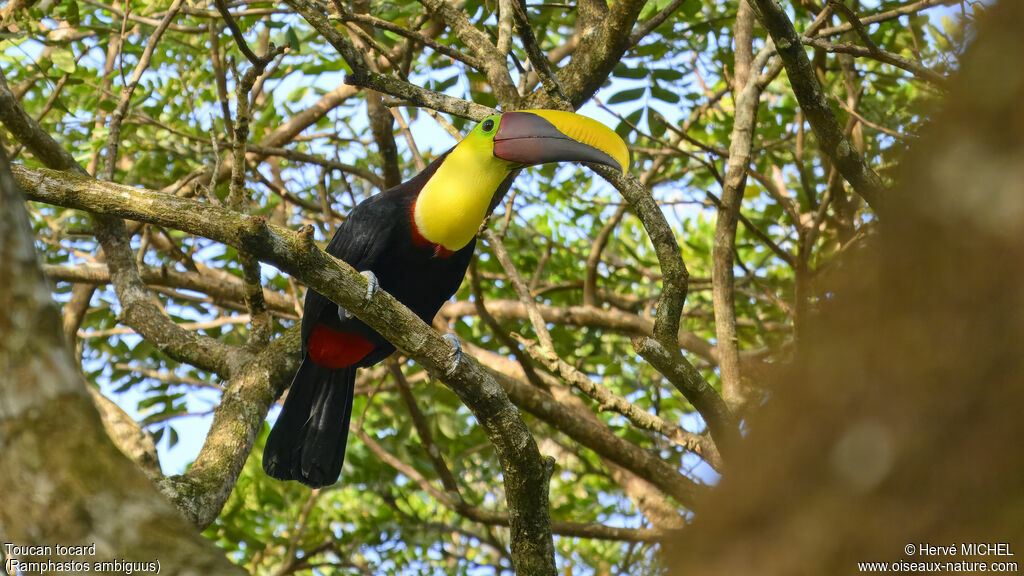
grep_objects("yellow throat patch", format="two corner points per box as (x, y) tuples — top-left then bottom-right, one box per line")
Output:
(413, 133), (513, 252)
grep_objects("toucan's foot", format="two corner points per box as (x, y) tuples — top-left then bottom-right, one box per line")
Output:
(338, 270), (379, 322)
(442, 333), (463, 376)
(360, 270), (379, 301)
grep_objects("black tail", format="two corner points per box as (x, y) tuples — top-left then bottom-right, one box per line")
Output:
(263, 357), (355, 488)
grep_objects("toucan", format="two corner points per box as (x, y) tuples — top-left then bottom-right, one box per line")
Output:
(263, 110), (629, 487)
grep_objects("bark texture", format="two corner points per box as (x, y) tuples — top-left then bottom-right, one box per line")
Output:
(0, 151), (245, 575)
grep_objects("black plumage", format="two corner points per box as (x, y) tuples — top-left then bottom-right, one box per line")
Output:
(263, 153), (513, 487)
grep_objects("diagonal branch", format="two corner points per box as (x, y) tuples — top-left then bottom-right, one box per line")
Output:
(467, 343), (693, 527)
(14, 164), (558, 576)
(510, 0), (571, 110)
(800, 36), (945, 85)
(214, 0), (280, 68)
(633, 337), (738, 455)
(345, 72), (498, 120)
(338, 10), (485, 69)
(483, 229), (554, 352)
(158, 328), (301, 528)
(414, 0), (519, 107)
(512, 334), (721, 469)
(750, 0), (887, 213)
(813, 0), (958, 39)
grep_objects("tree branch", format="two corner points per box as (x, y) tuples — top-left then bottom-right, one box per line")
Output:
(800, 36), (945, 85)
(414, 0), (519, 107)
(101, 0), (185, 181)
(535, 0), (646, 107)
(750, 0), (887, 213)
(0, 150), (247, 576)
(483, 229), (555, 352)
(43, 263), (298, 315)
(583, 203), (626, 308)
(633, 337), (738, 455)
(813, 0), (958, 39)
(14, 164), (558, 576)
(510, 0), (571, 110)
(590, 166), (689, 350)
(214, 0), (281, 68)
(441, 298), (731, 366)
(713, 37), (777, 409)
(511, 334), (721, 469)
(475, 347), (706, 508)
(346, 72), (499, 120)
(158, 327), (301, 528)
(227, 54), (281, 352)
(338, 10), (485, 69)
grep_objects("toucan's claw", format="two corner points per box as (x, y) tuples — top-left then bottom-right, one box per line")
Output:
(361, 270), (379, 301)
(338, 270), (379, 322)
(442, 333), (463, 376)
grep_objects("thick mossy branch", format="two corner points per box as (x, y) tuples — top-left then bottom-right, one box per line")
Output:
(527, 0), (646, 108)
(14, 164), (557, 576)
(0, 153), (246, 575)
(159, 327), (301, 529)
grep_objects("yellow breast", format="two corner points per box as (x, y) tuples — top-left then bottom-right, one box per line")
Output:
(413, 143), (513, 251)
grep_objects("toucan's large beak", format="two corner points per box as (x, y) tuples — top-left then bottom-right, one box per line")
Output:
(493, 110), (630, 174)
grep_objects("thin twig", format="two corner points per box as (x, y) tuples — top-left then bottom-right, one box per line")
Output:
(214, 0), (282, 68)
(483, 229), (555, 352)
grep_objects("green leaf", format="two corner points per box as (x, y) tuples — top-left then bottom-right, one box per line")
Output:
(52, 97), (72, 115)
(926, 23), (951, 51)
(66, 0), (80, 25)
(652, 68), (684, 82)
(612, 63), (648, 80)
(607, 87), (646, 105)
(285, 27), (301, 52)
(286, 85), (308, 103)
(51, 48), (76, 73)
(616, 107), (643, 138)
(433, 73), (459, 92)
(648, 107), (666, 138)
(651, 84), (680, 103)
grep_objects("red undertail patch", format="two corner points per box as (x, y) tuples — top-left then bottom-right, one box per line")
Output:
(307, 324), (374, 369)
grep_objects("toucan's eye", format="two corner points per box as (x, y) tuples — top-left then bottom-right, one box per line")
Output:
(481, 119), (495, 132)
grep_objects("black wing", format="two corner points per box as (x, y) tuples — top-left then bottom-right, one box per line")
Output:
(299, 192), (403, 348)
